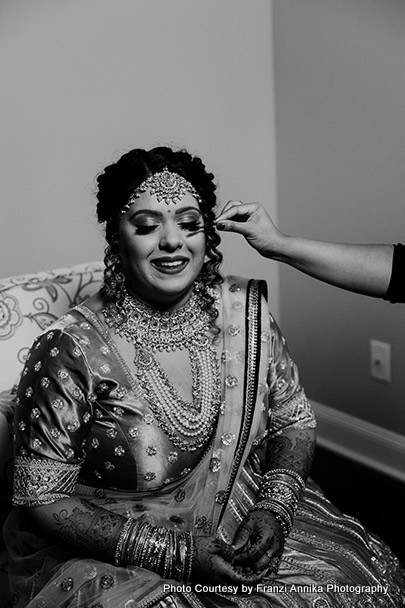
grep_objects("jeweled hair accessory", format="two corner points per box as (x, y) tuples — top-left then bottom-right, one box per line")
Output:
(119, 167), (202, 216)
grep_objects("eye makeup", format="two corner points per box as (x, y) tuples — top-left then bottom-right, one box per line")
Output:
(132, 215), (204, 236)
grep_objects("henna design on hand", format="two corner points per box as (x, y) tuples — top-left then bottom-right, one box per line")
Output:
(49, 499), (124, 557)
(233, 510), (284, 571)
(192, 536), (263, 585)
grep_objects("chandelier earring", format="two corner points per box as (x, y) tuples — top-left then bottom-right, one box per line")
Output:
(103, 244), (126, 301)
(192, 276), (206, 299)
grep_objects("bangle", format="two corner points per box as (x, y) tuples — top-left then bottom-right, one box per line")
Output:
(139, 524), (154, 569)
(184, 532), (194, 583)
(260, 481), (299, 504)
(259, 500), (294, 523)
(114, 517), (135, 566)
(176, 532), (187, 582)
(116, 520), (191, 582)
(163, 528), (176, 579)
(123, 520), (142, 565)
(257, 468), (304, 534)
(252, 500), (293, 537)
(262, 468), (305, 492)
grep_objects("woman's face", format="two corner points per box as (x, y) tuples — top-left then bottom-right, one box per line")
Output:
(118, 189), (206, 309)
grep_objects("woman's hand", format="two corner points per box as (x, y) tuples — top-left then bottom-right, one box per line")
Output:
(215, 201), (286, 259)
(232, 510), (284, 574)
(192, 536), (263, 584)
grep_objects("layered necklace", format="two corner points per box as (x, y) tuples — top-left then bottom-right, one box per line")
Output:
(102, 287), (221, 452)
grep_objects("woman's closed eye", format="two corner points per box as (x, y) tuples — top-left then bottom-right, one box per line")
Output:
(179, 220), (204, 233)
(134, 219), (204, 235)
(134, 224), (159, 235)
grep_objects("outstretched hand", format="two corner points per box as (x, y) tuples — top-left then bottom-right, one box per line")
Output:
(215, 201), (285, 259)
(192, 536), (264, 584)
(232, 510), (284, 574)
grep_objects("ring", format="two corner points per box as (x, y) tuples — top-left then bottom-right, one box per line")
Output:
(268, 556), (281, 573)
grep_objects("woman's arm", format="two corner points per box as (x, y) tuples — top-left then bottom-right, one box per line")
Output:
(233, 313), (316, 573)
(215, 201), (394, 298)
(13, 330), (128, 563)
(28, 496), (262, 584)
(24, 497), (125, 560)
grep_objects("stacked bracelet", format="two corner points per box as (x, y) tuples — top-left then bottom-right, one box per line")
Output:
(113, 518), (194, 582)
(261, 468), (305, 496)
(251, 468), (305, 539)
(114, 516), (135, 566)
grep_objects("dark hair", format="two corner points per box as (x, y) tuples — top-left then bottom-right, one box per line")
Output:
(96, 146), (223, 325)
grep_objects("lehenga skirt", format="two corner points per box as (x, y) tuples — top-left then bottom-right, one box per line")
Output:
(4, 479), (405, 608)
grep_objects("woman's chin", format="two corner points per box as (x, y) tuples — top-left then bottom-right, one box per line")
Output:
(131, 281), (195, 309)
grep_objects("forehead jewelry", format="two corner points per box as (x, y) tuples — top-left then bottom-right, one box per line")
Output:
(119, 167), (202, 217)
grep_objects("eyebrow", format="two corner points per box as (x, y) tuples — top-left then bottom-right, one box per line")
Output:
(129, 206), (202, 220)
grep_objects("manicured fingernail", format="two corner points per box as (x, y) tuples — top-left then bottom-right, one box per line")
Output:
(217, 223), (225, 230)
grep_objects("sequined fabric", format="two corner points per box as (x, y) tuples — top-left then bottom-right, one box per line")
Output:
(12, 310), (209, 496)
(13, 457), (80, 506)
(5, 276), (405, 608)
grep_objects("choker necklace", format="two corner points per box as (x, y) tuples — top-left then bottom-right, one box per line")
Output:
(102, 287), (211, 352)
(102, 287), (221, 452)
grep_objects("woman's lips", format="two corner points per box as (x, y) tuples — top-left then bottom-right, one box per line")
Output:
(151, 257), (189, 274)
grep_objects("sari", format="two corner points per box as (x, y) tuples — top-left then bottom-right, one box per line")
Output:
(4, 276), (405, 608)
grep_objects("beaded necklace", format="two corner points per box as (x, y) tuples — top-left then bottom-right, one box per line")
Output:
(102, 288), (221, 452)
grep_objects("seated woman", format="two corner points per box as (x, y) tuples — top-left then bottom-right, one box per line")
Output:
(5, 147), (405, 608)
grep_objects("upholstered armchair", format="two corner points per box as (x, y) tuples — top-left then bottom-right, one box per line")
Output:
(0, 262), (103, 606)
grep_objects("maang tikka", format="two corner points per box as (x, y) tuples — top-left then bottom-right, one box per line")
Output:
(119, 167), (202, 217)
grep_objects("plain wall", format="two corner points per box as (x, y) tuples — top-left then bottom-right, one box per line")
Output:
(0, 0), (279, 315)
(273, 0), (405, 433)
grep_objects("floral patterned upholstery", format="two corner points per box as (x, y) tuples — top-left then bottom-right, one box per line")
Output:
(0, 262), (103, 605)
(0, 262), (103, 393)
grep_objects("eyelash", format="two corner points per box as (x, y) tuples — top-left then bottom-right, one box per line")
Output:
(180, 220), (203, 232)
(134, 220), (203, 235)
(134, 225), (157, 235)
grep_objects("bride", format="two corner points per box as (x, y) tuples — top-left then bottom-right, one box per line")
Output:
(5, 146), (404, 608)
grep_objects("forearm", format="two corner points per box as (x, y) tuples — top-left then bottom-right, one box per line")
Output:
(253, 428), (316, 539)
(266, 237), (393, 298)
(26, 497), (194, 580)
(265, 427), (316, 481)
(25, 497), (125, 561)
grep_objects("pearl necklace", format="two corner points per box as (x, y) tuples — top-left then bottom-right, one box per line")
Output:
(102, 288), (221, 452)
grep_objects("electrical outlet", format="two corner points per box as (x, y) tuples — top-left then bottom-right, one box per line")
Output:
(370, 340), (391, 382)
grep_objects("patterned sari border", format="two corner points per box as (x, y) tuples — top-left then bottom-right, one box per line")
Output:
(218, 279), (264, 524)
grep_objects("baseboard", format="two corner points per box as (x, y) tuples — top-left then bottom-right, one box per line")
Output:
(311, 400), (405, 483)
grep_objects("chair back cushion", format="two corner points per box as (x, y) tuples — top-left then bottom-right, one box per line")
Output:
(0, 262), (103, 485)
(0, 262), (103, 391)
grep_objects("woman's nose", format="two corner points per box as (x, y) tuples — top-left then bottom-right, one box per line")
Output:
(159, 223), (183, 251)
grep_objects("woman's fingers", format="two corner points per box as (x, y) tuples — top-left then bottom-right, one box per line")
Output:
(254, 550), (279, 573)
(232, 519), (252, 552)
(215, 540), (235, 562)
(217, 557), (264, 585)
(233, 510), (282, 567)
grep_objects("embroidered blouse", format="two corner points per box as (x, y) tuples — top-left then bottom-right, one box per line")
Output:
(13, 293), (315, 507)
